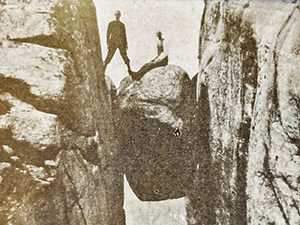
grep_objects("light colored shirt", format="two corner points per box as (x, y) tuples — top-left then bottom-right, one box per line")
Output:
(157, 38), (168, 59)
(157, 39), (164, 55)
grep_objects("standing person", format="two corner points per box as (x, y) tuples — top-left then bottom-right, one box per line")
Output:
(131, 31), (168, 80)
(103, 10), (132, 74)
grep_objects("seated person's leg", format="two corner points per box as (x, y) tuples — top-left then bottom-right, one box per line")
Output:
(155, 53), (168, 67)
(132, 54), (168, 81)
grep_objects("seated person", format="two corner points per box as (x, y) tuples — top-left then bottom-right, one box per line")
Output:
(131, 31), (168, 80)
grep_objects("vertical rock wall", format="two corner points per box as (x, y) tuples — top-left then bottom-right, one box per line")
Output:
(245, 2), (300, 224)
(195, 1), (258, 224)
(196, 0), (300, 224)
(0, 0), (123, 224)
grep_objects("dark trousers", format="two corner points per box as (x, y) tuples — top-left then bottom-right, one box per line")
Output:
(104, 46), (130, 67)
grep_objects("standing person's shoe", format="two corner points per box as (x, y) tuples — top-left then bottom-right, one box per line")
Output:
(128, 68), (133, 75)
(129, 71), (140, 81)
(127, 65), (140, 80)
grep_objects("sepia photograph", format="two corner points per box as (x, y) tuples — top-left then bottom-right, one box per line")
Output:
(0, 0), (299, 224)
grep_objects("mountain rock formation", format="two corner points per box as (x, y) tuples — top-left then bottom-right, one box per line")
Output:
(0, 0), (299, 225)
(195, 0), (300, 224)
(0, 0), (123, 224)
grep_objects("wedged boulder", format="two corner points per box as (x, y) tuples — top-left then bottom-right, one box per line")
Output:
(117, 65), (198, 201)
(118, 65), (192, 129)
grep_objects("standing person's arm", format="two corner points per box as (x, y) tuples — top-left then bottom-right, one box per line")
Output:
(122, 24), (128, 49)
(107, 22), (112, 48)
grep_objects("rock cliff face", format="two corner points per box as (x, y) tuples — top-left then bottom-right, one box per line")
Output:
(196, 0), (300, 224)
(0, 1), (123, 224)
(1, 0), (299, 224)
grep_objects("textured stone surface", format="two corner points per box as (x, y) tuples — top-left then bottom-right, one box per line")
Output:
(0, 93), (60, 148)
(245, 2), (300, 224)
(0, 0), (123, 224)
(0, 1), (56, 40)
(0, 43), (69, 99)
(195, 0), (300, 224)
(117, 65), (198, 201)
(118, 65), (190, 129)
(1, 0), (299, 224)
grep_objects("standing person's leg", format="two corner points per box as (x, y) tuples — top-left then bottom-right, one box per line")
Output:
(104, 46), (117, 70)
(119, 47), (131, 71)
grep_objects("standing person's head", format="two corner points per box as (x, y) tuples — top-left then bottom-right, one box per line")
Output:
(115, 10), (121, 21)
(156, 31), (163, 40)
